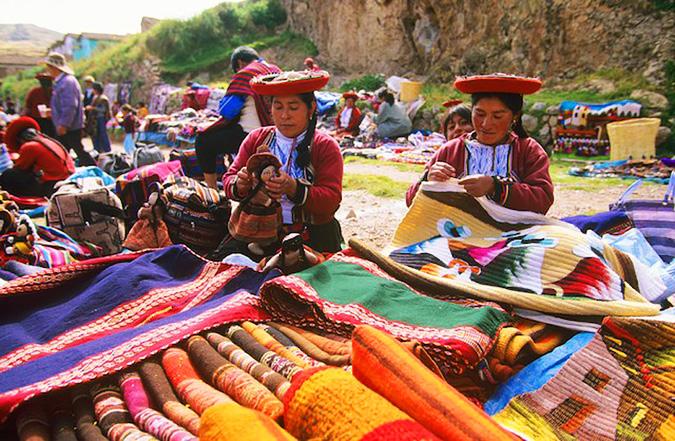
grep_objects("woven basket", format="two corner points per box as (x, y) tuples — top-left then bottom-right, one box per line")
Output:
(607, 118), (660, 160)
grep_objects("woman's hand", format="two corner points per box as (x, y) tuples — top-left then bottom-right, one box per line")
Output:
(458, 175), (495, 197)
(427, 162), (456, 182)
(266, 171), (297, 201)
(235, 167), (252, 195)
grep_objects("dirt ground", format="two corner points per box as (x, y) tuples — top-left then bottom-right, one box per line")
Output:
(337, 162), (666, 249)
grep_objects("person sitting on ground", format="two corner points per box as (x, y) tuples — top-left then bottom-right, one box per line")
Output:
(86, 82), (112, 153)
(406, 74), (554, 214)
(23, 72), (55, 138)
(120, 104), (138, 155)
(304, 57), (321, 72)
(195, 46), (281, 189)
(334, 91), (362, 137)
(373, 89), (412, 139)
(0, 116), (75, 197)
(136, 101), (149, 119)
(216, 70), (344, 260)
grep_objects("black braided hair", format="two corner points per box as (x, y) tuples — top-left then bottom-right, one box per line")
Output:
(471, 92), (529, 138)
(294, 92), (317, 168)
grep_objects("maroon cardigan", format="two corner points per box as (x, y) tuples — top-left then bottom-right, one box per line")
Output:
(224, 127), (343, 225)
(406, 132), (554, 214)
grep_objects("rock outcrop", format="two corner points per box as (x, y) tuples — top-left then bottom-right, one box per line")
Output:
(281, 0), (674, 84)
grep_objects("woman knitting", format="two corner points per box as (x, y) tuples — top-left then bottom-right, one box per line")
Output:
(217, 70), (344, 259)
(406, 74), (554, 214)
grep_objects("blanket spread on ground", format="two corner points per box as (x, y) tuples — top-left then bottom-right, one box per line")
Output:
(259, 250), (512, 375)
(352, 182), (660, 317)
(0, 245), (275, 422)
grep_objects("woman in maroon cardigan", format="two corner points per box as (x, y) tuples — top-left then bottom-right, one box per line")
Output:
(218, 70), (343, 259)
(407, 74), (554, 214)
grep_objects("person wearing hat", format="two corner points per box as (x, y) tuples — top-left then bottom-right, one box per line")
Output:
(22, 72), (55, 138)
(0, 116), (75, 197)
(334, 91), (362, 137)
(195, 46), (281, 189)
(217, 70), (343, 259)
(439, 99), (473, 141)
(82, 75), (96, 108)
(44, 52), (96, 166)
(406, 74), (554, 214)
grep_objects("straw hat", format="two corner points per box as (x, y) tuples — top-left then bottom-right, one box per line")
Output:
(44, 52), (74, 75)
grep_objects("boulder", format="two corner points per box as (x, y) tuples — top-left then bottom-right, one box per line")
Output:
(531, 102), (546, 111)
(656, 126), (672, 147)
(521, 114), (539, 133)
(546, 105), (560, 115)
(630, 90), (669, 110)
(584, 78), (616, 95)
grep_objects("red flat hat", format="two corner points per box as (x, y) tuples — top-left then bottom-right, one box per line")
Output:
(251, 71), (330, 96)
(442, 99), (463, 108)
(342, 91), (359, 100)
(4, 116), (40, 152)
(454, 74), (542, 95)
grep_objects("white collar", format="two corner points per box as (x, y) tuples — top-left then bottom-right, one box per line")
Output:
(275, 128), (307, 145)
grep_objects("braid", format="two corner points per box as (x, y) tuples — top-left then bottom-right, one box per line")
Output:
(512, 115), (529, 138)
(295, 93), (317, 168)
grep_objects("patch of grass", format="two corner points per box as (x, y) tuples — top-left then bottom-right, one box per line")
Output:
(343, 156), (424, 173)
(340, 74), (386, 93)
(343, 174), (409, 198)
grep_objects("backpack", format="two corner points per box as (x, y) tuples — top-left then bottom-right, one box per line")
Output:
(115, 160), (183, 228)
(162, 176), (230, 255)
(133, 142), (164, 169)
(98, 152), (133, 178)
(47, 177), (126, 255)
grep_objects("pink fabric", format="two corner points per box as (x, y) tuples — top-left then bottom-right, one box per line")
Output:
(123, 160), (183, 182)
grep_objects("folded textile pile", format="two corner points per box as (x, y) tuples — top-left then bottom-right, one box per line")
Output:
(259, 250), (512, 375)
(355, 181), (660, 317)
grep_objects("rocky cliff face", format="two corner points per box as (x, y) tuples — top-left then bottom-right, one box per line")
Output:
(281, 0), (674, 84)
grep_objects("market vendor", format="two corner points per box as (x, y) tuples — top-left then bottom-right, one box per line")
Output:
(217, 70), (343, 259)
(406, 74), (554, 214)
(195, 46), (281, 189)
(440, 99), (473, 141)
(334, 91), (362, 137)
(22, 72), (55, 138)
(0, 116), (75, 197)
(373, 89), (412, 139)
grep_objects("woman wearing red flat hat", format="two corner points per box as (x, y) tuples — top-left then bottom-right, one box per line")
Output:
(216, 70), (343, 259)
(0, 116), (75, 197)
(334, 91), (362, 137)
(406, 74), (554, 214)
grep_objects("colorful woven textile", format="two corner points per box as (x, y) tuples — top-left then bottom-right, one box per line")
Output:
(46, 391), (78, 441)
(15, 397), (50, 441)
(227, 325), (303, 380)
(0, 245), (274, 422)
(351, 325), (515, 441)
(272, 323), (353, 356)
(161, 347), (232, 415)
(90, 382), (154, 440)
(562, 211), (634, 236)
(356, 181), (659, 316)
(205, 332), (291, 400)
(137, 360), (200, 436)
(268, 323), (351, 366)
(185, 335), (284, 420)
(70, 385), (107, 441)
(259, 251), (511, 375)
(260, 324), (324, 368)
(199, 403), (295, 441)
(283, 366), (440, 440)
(241, 321), (311, 368)
(493, 316), (675, 440)
(119, 372), (196, 441)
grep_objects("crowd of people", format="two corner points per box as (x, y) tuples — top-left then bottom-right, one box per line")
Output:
(0, 45), (556, 264)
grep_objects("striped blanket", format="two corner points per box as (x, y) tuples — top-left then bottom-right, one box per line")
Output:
(0, 245), (275, 421)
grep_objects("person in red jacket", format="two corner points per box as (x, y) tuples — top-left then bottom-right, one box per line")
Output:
(217, 70), (343, 260)
(23, 72), (55, 137)
(334, 91), (362, 137)
(406, 74), (554, 214)
(0, 117), (75, 197)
